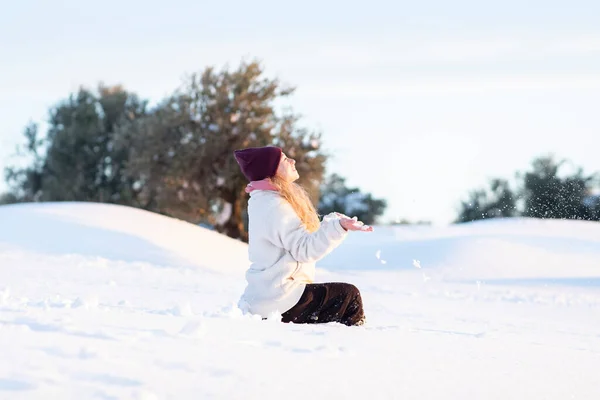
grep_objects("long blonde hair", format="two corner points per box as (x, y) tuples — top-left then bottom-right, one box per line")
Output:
(270, 175), (320, 232)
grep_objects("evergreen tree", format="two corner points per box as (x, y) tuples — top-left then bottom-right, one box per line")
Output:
(457, 178), (517, 222)
(119, 60), (327, 240)
(5, 85), (148, 204)
(0, 192), (20, 205)
(318, 173), (387, 225)
(521, 156), (597, 220)
(457, 155), (599, 222)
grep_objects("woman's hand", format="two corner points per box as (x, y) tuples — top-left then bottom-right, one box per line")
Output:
(336, 213), (374, 232)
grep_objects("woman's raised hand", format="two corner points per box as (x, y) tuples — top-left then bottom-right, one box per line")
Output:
(335, 213), (374, 232)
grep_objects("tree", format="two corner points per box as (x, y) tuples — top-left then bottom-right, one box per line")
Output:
(0, 192), (20, 205)
(521, 156), (597, 220)
(5, 60), (332, 240)
(4, 123), (45, 202)
(318, 173), (387, 225)
(5, 85), (148, 205)
(456, 155), (599, 223)
(120, 60), (327, 240)
(457, 178), (517, 223)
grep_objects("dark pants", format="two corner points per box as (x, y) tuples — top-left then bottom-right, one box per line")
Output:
(281, 282), (366, 326)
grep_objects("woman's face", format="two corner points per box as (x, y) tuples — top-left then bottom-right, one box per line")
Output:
(276, 152), (299, 183)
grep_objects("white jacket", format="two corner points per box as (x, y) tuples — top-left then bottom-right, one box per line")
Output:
(239, 190), (348, 318)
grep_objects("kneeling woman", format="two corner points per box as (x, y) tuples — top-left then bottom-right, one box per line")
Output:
(234, 146), (373, 326)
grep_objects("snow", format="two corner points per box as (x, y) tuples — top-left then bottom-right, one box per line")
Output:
(1, 202), (599, 399)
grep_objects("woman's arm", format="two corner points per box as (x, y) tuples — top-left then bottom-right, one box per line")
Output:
(267, 201), (348, 263)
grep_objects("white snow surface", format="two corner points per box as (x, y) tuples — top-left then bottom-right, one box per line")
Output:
(1, 202), (599, 399)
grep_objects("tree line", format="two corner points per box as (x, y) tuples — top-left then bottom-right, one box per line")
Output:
(1, 60), (387, 241)
(456, 155), (600, 223)
(3, 59), (597, 231)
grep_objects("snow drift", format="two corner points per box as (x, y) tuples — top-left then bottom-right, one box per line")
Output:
(0, 202), (599, 399)
(0, 202), (249, 273)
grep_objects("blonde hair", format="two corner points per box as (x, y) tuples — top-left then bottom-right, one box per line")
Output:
(270, 175), (320, 233)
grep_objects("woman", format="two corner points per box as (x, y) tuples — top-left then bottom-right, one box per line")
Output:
(234, 146), (373, 326)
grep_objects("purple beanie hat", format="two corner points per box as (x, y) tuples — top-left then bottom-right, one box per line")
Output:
(233, 146), (283, 182)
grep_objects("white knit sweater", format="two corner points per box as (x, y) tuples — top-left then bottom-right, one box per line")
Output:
(238, 190), (348, 318)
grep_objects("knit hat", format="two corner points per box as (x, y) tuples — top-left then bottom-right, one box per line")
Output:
(233, 146), (283, 182)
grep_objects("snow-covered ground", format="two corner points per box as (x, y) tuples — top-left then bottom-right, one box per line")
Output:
(1, 202), (599, 400)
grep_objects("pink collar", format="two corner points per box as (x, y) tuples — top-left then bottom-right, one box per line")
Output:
(245, 179), (279, 193)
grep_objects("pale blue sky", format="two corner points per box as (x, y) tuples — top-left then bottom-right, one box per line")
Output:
(2, 0), (599, 224)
